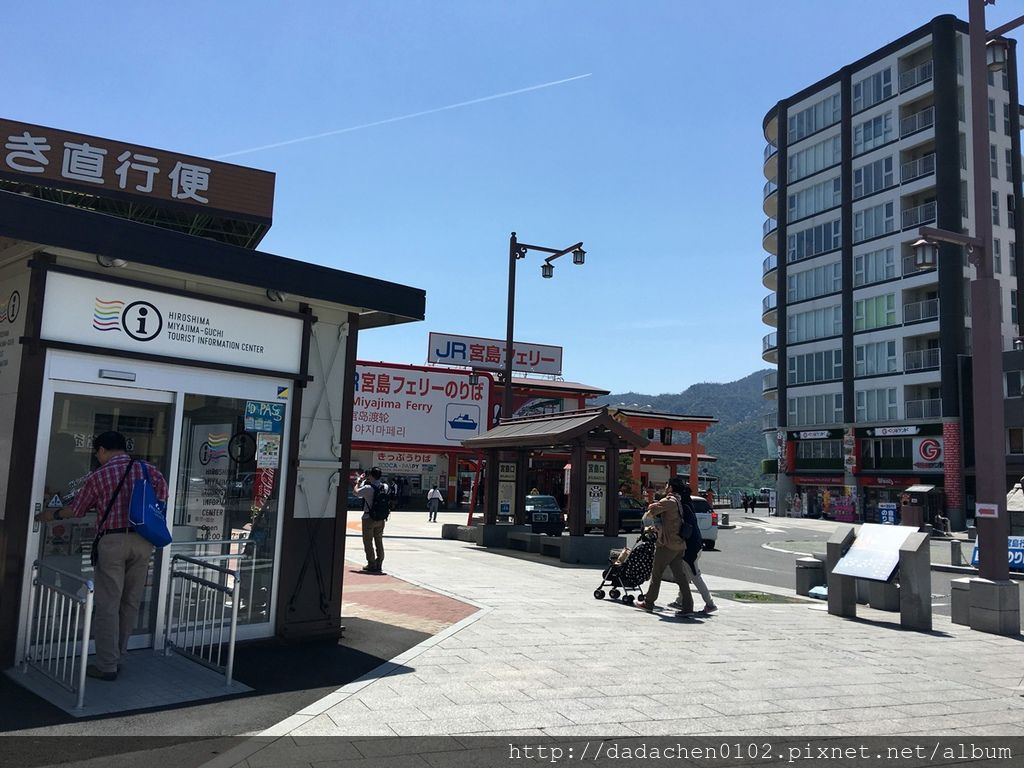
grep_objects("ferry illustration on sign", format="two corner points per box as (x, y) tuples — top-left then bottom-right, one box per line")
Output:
(448, 413), (478, 430)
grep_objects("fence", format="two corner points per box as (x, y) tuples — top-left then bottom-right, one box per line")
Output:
(164, 554), (240, 685)
(21, 561), (94, 710)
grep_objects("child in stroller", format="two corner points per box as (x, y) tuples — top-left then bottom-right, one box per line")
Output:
(594, 528), (658, 604)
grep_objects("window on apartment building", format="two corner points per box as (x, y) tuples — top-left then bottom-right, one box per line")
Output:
(991, 144), (999, 178)
(788, 135), (842, 182)
(854, 340), (897, 376)
(993, 191), (1001, 226)
(1007, 371), (1023, 398)
(788, 93), (841, 144)
(787, 176), (841, 221)
(854, 246), (896, 286)
(787, 261), (842, 302)
(1007, 148), (1014, 181)
(853, 68), (892, 112)
(853, 113), (894, 155)
(1009, 428), (1024, 455)
(787, 219), (842, 263)
(1005, 103), (1012, 136)
(959, 133), (967, 170)
(853, 201), (895, 242)
(855, 388), (898, 422)
(995, 239), (1002, 274)
(787, 393), (844, 427)
(1012, 243), (1017, 276)
(987, 68), (1011, 91)
(787, 348), (843, 385)
(854, 294), (896, 331)
(989, 98), (997, 132)
(787, 305), (844, 343)
(1009, 195), (1015, 228)
(853, 156), (894, 198)
(1013, 289), (1019, 325)
(796, 440), (842, 459)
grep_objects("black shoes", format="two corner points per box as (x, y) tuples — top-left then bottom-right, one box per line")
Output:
(86, 664), (117, 681)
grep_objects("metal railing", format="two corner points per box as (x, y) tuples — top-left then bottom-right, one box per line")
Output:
(21, 562), (94, 710)
(763, 180), (778, 199)
(905, 398), (942, 419)
(762, 371), (778, 392)
(764, 143), (778, 161)
(763, 217), (778, 237)
(763, 332), (778, 353)
(900, 60), (934, 92)
(763, 254), (778, 275)
(902, 254), (936, 276)
(901, 153), (936, 183)
(164, 554), (240, 686)
(762, 294), (778, 313)
(900, 106), (935, 137)
(762, 411), (778, 431)
(902, 200), (937, 229)
(904, 348), (941, 371)
(903, 297), (939, 323)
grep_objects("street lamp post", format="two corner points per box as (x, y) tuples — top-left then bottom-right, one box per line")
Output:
(914, 0), (1022, 633)
(503, 232), (585, 419)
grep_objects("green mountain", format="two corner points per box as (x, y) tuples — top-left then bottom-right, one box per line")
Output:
(596, 369), (775, 492)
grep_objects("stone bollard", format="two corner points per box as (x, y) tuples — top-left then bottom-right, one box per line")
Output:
(720, 512), (730, 526)
(967, 526), (977, 541)
(950, 540), (963, 566)
(795, 557), (825, 596)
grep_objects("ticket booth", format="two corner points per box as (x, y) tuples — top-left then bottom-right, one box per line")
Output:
(0, 123), (425, 672)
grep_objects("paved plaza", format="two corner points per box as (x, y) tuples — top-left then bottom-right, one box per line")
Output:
(229, 510), (1024, 754)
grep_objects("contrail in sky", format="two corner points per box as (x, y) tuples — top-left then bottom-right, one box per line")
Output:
(216, 73), (592, 159)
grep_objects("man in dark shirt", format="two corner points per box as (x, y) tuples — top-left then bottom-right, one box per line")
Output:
(35, 431), (168, 681)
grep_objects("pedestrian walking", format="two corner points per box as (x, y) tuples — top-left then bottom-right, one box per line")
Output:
(670, 483), (717, 614)
(741, 494), (749, 513)
(636, 478), (692, 613)
(426, 484), (444, 522)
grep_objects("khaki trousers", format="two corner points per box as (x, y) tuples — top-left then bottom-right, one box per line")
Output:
(362, 517), (386, 569)
(646, 545), (691, 610)
(94, 532), (154, 673)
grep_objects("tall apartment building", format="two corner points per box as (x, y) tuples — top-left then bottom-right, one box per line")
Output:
(760, 14), (1022, 529)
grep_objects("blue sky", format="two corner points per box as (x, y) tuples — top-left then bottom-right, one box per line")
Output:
(6, 1), (1014, 394)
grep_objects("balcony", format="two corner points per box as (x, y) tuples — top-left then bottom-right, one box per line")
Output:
(900, 106), (935, 137)
(899, 60), (933, 92)
(762, 370), (778, 399)
(762, 254), (778, 290)
(901, 153), (936, 184)
(902, 253), (936, 278)
(763, 217), (778, 254)
(764, 143), (778, 181)
(904, 347), (941, 371)
(763, 180), (778, 218)
(902, 200), (936, 229)
(762, 332), (778, 363)
(903, 297), (939, 323)
(762, 411), (778, 432)
(905, 398), (942, 419)
(762, 293), (778, 326)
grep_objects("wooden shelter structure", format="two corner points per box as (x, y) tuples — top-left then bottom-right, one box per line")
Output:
(462, 407), (648, 536)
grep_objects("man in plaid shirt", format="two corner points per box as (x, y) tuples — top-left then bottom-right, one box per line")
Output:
(36, 431), (168, 681)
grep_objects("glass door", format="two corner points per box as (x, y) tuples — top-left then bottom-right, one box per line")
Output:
(37, 387), (175, 647)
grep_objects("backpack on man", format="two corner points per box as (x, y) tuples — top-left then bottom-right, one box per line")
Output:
(368, 483), (392, 521)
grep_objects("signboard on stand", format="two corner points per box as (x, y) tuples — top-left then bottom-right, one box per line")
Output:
(585, 461), (607, 525)
(971, 536), (1024, 571)
(832, 523), (919, 581)
(878, 502), (898, 525)
(498, 461), (516, 520)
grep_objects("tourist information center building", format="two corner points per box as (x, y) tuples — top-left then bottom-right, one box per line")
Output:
(0, 119), (424, 669)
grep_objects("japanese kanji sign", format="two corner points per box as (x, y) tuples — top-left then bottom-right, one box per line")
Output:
(0, 118), (274, 220)
(427, 332), (562, 376)
(353, 363), (492, 447)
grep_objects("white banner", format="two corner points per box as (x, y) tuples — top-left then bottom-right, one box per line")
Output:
(373, 451), (438, 473)
(428, 332), (562, 376)
(41, 272), (304, 373)
(353, 363), (491, 447)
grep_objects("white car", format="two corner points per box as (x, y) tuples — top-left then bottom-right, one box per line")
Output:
(691, 497), (719, 550)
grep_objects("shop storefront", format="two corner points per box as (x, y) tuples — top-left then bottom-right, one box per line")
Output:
(0, 120), (425, 669)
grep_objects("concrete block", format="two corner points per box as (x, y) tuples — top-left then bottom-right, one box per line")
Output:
(477, 524), (529, 548)
(950, 578), (971, 625)
(826, 526), (857, 618)
(968, 526), (977, 541)
(507, 532), (543, 554)
(968, 579), (1021, 636)
(559, 535), (625, 565)
(856, 578), (870, 605)
(898, 531), (931, 631)
(720, 513), (730, 526)
(441, 524), (463, 540)
(868, 581), (900, 611)
(795, 557), (825, 596)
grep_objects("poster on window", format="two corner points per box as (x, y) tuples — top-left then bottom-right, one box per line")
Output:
(256, 433), (281, 469)
(182, 423), (232, 539)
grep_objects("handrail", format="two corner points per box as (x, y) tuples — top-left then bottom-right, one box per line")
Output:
(900, 60), (934, 92)
(763, 254), (778, 275)
(764, 143), (778, 161)
(21, 561), (94, 710)
(900, 106), (935, 137)
(902, 201), (937, 229)
(164, 554), (240, 685)
(901, 153), (936, 183)
(763, 218), (778, 237)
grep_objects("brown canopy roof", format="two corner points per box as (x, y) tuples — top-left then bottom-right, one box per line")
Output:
(462, 407), (648, 450)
